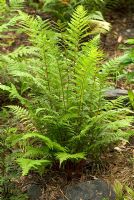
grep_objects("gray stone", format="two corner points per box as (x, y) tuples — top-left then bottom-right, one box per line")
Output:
(129, 136), (134, 145)
(58, 179), (116, 200)
(27, 184), (42, 200)
(105, 89), (128, 99)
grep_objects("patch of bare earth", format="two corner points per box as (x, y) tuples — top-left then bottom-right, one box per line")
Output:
(16, 140), (133, 200)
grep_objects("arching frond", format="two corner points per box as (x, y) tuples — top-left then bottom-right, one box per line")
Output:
(7, 105), (36, 131)
(56, 152), (86, 165)
(17, 158), (51, 176)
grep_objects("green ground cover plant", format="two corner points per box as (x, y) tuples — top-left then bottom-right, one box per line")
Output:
(114, 180), (134, 200)
(0, 6), (133, 177)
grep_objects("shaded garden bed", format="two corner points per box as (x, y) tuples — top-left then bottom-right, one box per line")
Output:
(0, 2), (134, 200)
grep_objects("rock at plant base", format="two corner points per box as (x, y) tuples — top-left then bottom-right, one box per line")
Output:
(27, 184), (42, 200)
(58, 179), (116, 200)
(129, 136), (134, 145)
(105, 89), (128, 99)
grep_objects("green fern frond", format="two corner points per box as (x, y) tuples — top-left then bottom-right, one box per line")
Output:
(35, 108), (58, 116)
(0, 83), (27, 104)
(23, 146), (49, 159)
(102, 54), (129, 76)
(7, 105), (35, 131)
(22, 132), (66, 152)
(9, 71), (47, 91)
(6, 133), (23, 147)
(103, 97), (129, 112)
(68, 35), (104, 116)
(18, 11), (50, 45)
(89, 129), (133, 151)
(65, 5), (89, 57)
(9, 46), (39, 59)
(56, 152), (86, 165)
(17, 158), (51, 176)
(70, 105), (133, 143)
(89, 11), (111, 34)
(0, 0), (25, 15)
(109, 96), (129, 109)
(103, 118), (133, 131)
(9, 0), (25, 9)
(0, 15), (19, 33)
(93, 108), (131, 123)
(22, 132), (53, 149)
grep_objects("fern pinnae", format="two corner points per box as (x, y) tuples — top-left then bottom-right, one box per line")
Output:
(7, 105), (36, 131)
(22, 132), (66, 152)
(74, 38), (101, 116)
(8, 46), (39, 59)
(18, 11), (50, 43)
(66, 6), (90, 86)
(56, 152), (86, 166)
(17, 158), (51, 176)
(23, 146), (48, 159)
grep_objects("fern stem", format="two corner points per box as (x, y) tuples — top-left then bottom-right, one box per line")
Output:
(60, 30), (70, 108)
(42, 52), (53, 109)
(78, 64), (88, 116)
(56, 59), (66, 111)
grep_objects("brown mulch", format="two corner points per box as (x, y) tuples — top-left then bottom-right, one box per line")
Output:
(102, 10), (134, 57)
(16, 141), (133, 200)
(14, 137), (134, 200)
(98, 143), (134, 187)
(101, 10), (134, 90)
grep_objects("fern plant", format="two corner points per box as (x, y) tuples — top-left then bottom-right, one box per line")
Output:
(0, 6), (133, 176)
